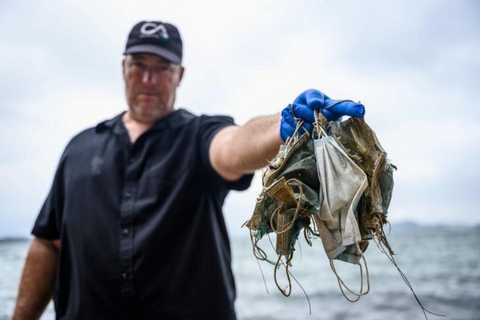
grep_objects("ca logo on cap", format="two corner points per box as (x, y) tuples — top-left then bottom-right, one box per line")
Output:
(140, 22), (169, 40)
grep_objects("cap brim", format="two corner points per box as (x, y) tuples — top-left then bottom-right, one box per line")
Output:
(124, 44), (181, 65)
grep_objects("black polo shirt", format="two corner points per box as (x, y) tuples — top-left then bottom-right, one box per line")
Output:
(32, 109), (253, 320)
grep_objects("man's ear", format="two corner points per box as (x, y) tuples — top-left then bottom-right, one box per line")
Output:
(177, 66), (185, 86)
(122, 57), (127, 80)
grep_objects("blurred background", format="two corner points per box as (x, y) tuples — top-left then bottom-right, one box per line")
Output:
(1, 0), (479, 319)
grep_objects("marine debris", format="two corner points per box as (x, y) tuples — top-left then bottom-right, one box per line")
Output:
(244, 107), (442, 319)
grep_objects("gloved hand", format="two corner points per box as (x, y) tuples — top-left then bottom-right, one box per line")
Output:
(280, 89), (365, 141)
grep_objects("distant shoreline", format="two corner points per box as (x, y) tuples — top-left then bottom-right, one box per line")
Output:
(0, 236), (30, 243)
(389, 220), (480, 230)
(1, 222), (478, 242)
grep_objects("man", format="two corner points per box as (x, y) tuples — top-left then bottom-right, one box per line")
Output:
(13, 21), (363, 320)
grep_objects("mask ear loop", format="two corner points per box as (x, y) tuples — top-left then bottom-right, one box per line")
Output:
(329, 240), (371, 303)
(313, 99), (359, 137)
(288, 103), (310, 142)
(313, 110), (328, 138)
(323, 99), (357, 112)
(269, 179), (305, 234)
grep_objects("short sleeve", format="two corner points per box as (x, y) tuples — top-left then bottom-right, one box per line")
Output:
(31, 150), (68, 240)
(197, 115), (254, 191)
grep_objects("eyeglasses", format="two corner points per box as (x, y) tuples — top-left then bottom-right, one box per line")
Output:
(127, 61), (175, 82)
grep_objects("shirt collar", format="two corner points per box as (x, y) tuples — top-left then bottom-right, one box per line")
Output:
(95, 109), (195, 134)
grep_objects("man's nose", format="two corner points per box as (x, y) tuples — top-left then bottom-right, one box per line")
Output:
(142, 69), (157, 84)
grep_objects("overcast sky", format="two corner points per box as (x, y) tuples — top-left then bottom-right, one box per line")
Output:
(0, 0), (479, 237)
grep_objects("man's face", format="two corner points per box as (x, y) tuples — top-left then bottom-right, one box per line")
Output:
(123, 53), (184, 122)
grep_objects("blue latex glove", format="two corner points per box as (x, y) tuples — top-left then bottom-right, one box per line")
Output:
(280, 89), (365, 141)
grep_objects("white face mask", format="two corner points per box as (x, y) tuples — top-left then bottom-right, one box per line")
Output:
(313, 134), (367, 264)
(311, 115), (371, 302)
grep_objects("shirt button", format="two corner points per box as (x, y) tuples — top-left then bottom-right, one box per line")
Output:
(122, 228), (130, 236)
(121, 272), (129, 280)
(125, 191), (132, 198)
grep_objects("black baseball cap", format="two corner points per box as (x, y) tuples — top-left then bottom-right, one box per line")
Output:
(124, 21), (183, 64)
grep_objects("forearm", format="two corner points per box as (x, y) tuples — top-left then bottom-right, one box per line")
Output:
(210, 113), (283, 180)
(233, 113), (283, 171)
(13, 237), (59, 320)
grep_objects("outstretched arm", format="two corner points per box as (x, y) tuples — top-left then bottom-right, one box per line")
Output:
(210, 113), (283, 181)
(12, 237), (59, 320)
(209, 89), (365, 181)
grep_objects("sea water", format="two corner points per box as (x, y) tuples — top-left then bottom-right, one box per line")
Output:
(1, 227), (479, 320)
